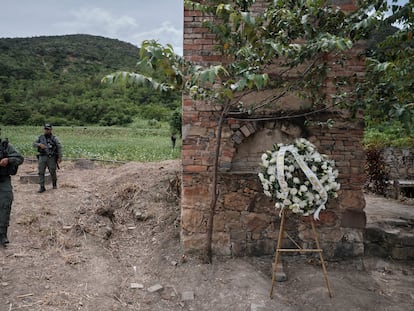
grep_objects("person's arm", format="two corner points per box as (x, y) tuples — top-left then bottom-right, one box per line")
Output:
(33, 136), (45, 149)
(4, 144), (24, 166)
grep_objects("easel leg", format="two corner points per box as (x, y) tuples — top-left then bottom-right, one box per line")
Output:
(270, 209), (286, 298)
(310, 218), (333, 298)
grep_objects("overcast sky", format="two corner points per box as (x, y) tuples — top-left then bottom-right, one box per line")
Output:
(0, 0), (184, 55)
(0, 0), (409, 57)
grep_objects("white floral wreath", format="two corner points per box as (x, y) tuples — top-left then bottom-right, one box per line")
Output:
(258, 138), (340, 220)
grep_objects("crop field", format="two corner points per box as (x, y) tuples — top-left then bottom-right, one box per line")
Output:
(1, 126), (181, 162)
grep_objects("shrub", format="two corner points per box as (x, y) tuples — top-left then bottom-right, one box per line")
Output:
(364, 146), (389, 195)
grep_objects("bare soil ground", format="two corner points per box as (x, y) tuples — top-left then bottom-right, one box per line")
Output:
(1, 159), (414, 311)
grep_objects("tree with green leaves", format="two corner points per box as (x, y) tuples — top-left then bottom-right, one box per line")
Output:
(103, 0), (399, 262)
(361, 0), (414, 135)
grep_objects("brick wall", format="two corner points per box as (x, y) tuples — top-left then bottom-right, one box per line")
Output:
(182, 0), (366, 259)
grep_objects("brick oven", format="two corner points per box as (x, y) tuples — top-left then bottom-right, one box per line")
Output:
(181, 0), (366, 259)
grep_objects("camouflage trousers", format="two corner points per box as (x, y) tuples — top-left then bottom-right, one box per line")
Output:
(0, 191), (13, 233)
(38, 155), (57, 186)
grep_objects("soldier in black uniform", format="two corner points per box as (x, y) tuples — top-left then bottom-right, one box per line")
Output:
(33, 124), (63, 193)
(0, 127), (24, 246)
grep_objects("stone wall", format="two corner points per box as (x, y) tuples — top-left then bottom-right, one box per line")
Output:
(383, 148), (414, 180)
(182, 0), (366, 259)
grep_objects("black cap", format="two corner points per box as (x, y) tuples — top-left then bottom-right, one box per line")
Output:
(44, 124), (52, 129)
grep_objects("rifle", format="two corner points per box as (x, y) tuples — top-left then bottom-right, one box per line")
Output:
(55, 154), (60, 170)
(37, 135), (60, 169)
(0, 138), (21, 176)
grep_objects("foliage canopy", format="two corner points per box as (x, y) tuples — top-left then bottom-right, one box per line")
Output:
(0, 35), (181, 127)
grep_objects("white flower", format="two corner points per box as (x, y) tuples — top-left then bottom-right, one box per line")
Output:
(258, 173), (265, 182)
(259, 138), (339, 217)
(267, 166), (276, 176)
(314, 156), (322, 162)
(291, 204), (301, 213)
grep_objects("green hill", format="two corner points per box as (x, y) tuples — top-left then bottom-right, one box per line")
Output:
(0, 34), (180, 126)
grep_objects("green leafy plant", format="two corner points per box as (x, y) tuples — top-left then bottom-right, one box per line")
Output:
(2, 125), (180, 162)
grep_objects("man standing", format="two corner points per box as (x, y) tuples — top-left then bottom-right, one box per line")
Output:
(33, 124), (62, 193)
(0, 128), (24, 247)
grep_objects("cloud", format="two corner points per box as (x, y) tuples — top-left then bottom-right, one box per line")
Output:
(53, 7), (182, 54)
(131, 21), (183, 55)
(55, 7), (138, 39)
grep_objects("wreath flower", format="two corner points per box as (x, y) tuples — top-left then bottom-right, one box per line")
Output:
(258, 138), (340, 220)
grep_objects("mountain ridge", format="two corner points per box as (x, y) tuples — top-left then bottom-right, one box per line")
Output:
(0, 34), (180, 126)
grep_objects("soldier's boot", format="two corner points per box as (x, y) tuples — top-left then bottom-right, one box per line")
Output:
(0, 227), (8, 246)
(38, 184), (46, 193)
(53, 180), (57, 189)
(0, 234), (7, 247)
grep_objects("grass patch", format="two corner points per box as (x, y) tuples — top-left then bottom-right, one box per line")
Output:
(363, 123), (414, 149)
(2, 125), (181, 162)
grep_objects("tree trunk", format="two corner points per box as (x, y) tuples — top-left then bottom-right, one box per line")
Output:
(204, 103), (230, 263)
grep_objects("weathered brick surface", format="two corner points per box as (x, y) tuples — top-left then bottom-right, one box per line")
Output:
(181, 0), (365, 259)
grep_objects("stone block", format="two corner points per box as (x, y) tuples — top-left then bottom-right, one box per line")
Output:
(230, 241), (246, 256)
(251, 304), (272, 311)
(391, 246), (414, 260)
(181, 209), (207, 233)
(130, 283), (144, 289)
(181, 290), (194, 301)
(19, 172), (51, 184)
(147, 284), (163, 293)
(243, 213), (271, 233)
(340, 190), (366, 210)
(272, 262), (287, 282)
(340, 209), (366, 228)
(231, 131), (243, 144)
(246, 240), (275, 256)
(334, 241), (364, 258)
(224, 192), (250, 211)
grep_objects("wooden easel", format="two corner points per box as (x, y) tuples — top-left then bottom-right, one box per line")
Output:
(269, 209), (333, 298)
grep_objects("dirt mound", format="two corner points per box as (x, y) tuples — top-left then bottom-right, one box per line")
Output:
(1, 160), (413, 311)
